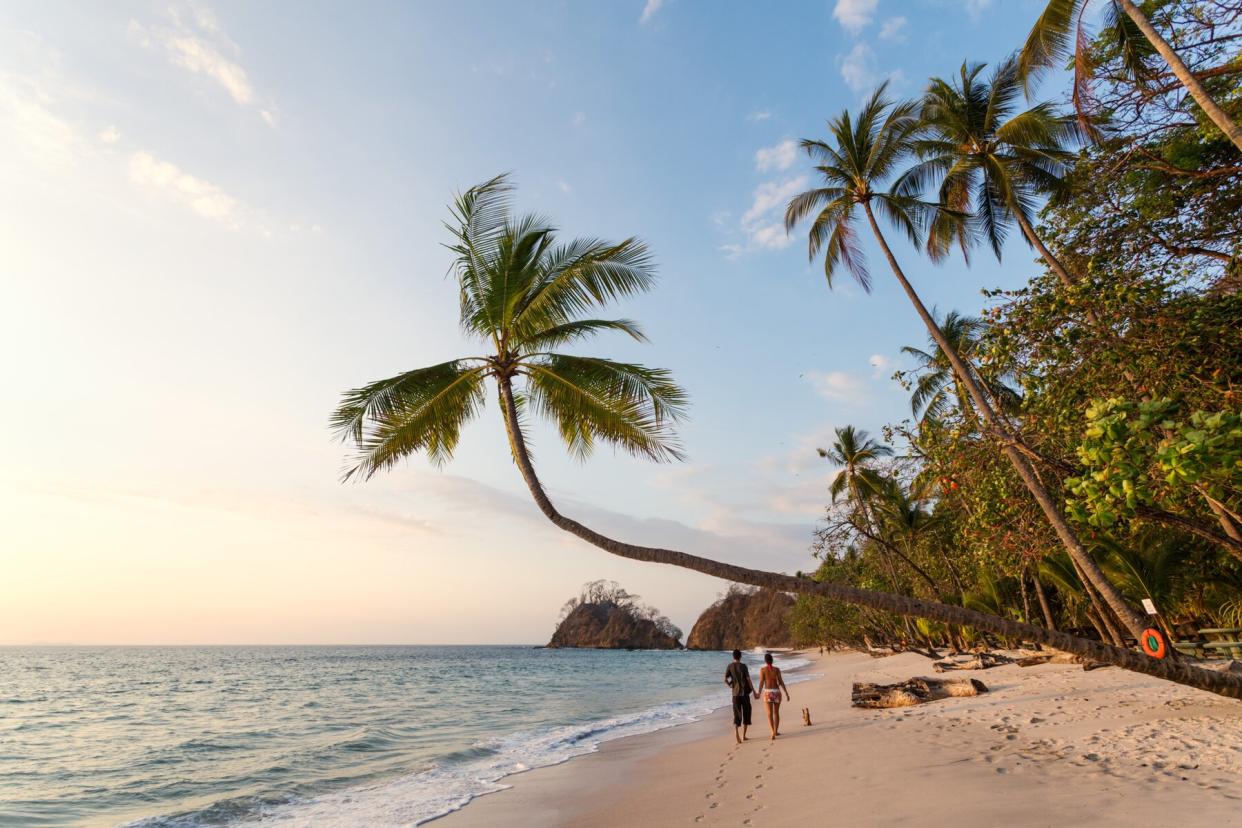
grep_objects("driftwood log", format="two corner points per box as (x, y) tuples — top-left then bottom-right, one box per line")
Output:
(933, 652), (1014, 672)
(851, 677), (989, 709)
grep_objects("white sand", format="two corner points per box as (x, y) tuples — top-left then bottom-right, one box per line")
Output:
(432, 650), (1242, 826)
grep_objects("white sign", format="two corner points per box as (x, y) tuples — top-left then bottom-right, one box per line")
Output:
(1142, 598), (1158, 615)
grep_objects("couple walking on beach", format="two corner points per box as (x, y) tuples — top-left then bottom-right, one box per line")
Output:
(724, 650), (790, 743)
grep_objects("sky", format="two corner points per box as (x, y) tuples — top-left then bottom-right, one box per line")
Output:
(1, 0), (1062, 645)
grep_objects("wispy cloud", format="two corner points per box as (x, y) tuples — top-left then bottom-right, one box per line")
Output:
(130, 4), (273, 124)
(838, 43), (904, 94)
(98, 125), (122, 144)
(737, 176), (805, 251)
(741, 177), (805, 227)
(718, 175), (806, 257)
(964, 0), (993, 19)
(128, 151), (244, 228)
(748, 109), (772, 122)
(833, 0), (878, 32)
(878, 16), (908, 42)
(0, 77), (91, 170)
(868, 353), (893, 377)
(754, 138), (798, 173)
(639, 0), (665, 24)
(571, 111), (586, 127)
(805, 369), (866, 403)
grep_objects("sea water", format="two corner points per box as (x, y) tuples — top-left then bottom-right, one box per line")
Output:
(0, 646), (808, 827)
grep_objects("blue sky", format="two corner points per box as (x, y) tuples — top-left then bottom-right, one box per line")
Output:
(1, 0), (1061, 644)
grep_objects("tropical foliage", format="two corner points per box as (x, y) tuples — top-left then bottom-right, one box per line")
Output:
(336, 0), (1242, 697)
(789, 0), (1240, 652)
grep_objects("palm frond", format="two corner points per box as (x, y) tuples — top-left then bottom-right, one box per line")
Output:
(1017, 0), (1084, 91)
(446, 174), (515, 339)
(333, 361), (489, 478)
(515, 238), (656, 335)
(519, 318), (647, 351)
(524, 355), (688, 462)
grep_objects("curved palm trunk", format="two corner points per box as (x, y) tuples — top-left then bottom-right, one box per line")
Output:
(1013, 208), (1077, 290)
(860, 202), (1149, 641)
(1117, 0), (1242, 152)
(495, 373), (1242, 699)
(1011, 208), (1109, 329)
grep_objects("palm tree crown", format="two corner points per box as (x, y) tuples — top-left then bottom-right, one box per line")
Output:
(910, 57), (1081, 264)
(902, 310), (1020, 426)
(783, 82), (939, 291)
(331, 174), (687, 480)
(818, 425), (894, 505)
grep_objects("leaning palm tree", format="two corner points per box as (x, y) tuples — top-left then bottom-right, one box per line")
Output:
(783, 83), (1150, 642)
(902, 310), (1020, 428)
(911, 58), (1083, 288)
(1017, 0), (1242, 151)
(334, 173), (1242, 698)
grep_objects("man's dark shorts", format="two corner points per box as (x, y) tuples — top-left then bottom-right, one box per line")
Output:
(732, 692), (752, 726)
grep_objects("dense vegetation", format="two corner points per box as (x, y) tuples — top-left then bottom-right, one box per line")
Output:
(788, 0), (1240, 652)
(336, 0), (1241, 696)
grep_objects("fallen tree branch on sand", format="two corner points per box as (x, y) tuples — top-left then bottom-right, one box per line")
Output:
(852, 677), (989, 708)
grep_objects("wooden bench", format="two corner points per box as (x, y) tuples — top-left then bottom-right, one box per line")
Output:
(1174, 627), (1242, 660)
(1203, 640), (1242, 659)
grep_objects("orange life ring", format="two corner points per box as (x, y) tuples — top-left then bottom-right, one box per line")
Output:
(1140, 628), (1167, 659)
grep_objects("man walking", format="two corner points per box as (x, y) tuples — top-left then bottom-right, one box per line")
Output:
(723, 649), (754, 744)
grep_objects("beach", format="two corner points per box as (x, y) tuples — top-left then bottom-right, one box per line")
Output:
(435, 650), (1242, 826)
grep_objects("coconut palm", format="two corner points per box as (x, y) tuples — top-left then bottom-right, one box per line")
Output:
(902, 310), (1021, 428)
(911, 58), (1083, 288)
(783, 82), (1149, 641)
(818, 427), (937, 596)
(818, 426), (892, 505)
(1017, 0), (1242, 151)
(333, 173), (1242, 698)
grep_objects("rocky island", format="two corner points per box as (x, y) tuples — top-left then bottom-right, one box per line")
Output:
(547, 580), (683, 649)
(686, 585), (794, 650)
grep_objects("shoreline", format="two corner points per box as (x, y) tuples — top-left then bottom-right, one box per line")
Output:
(432, 649), (1241, 826)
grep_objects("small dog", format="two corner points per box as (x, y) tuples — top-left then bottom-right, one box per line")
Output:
(801, 707), (812, 726)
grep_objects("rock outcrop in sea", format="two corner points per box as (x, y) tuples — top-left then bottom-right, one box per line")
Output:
(685, 585), (795, 650)
(547, 580), (683, 649)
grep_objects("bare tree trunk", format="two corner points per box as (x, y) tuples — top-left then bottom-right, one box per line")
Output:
(494, 374), (1242, 699)
(1013, 209), (1078, 289)
(1020, 563), (1034, 625)
(1033, 571), (1057, 630)
(1118, 0), (1242, 152)
(1205, 496), (1242, 546)
(861, 203), (1148, 640)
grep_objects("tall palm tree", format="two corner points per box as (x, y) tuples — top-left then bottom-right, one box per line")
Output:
(901, 310), (1020, 428)
(1017, 0), (1242, 152)
(333, 173), (1242, 698)
(818, 427), (938, 597)
(911, 58), (1083, 288)
(783, 83), (1150, 641)
(818, 425), (892, 505)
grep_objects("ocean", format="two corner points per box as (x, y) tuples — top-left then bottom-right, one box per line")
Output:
(0, 646), (808, 827)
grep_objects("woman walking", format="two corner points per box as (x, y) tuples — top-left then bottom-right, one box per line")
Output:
(755, 653), (791, 740)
